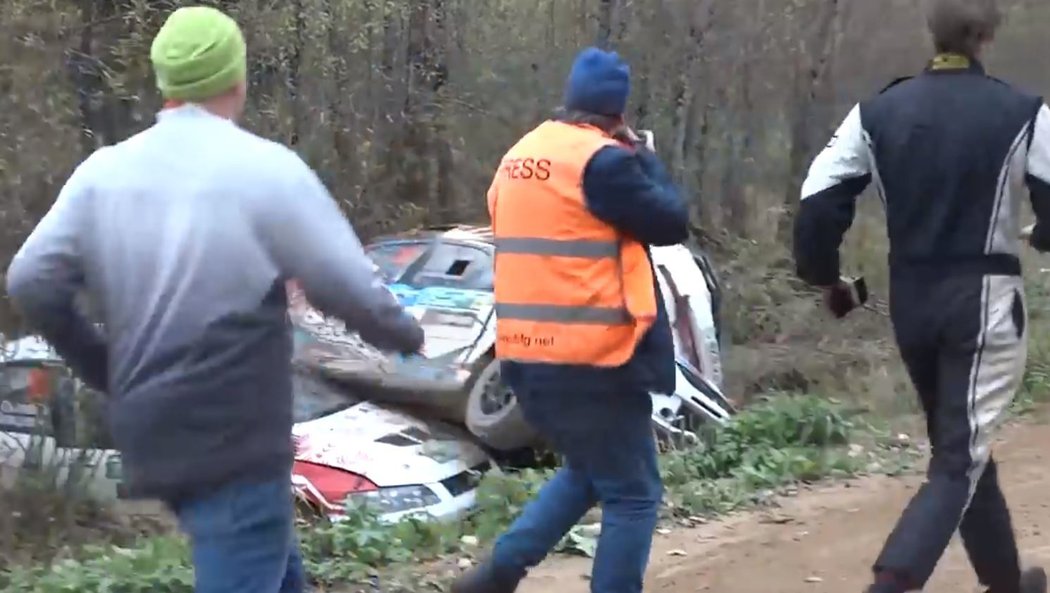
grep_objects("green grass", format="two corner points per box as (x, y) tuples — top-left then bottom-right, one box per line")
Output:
(1, 393), (912, 593)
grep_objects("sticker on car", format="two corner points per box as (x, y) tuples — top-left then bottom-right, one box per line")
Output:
(421, 309), (476, 327)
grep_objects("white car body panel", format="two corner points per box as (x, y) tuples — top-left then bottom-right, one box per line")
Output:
(0, 336), (495, 524)
(292, 401), (489, 487)
(291, 400), (498, 523)
(651, 244), (724, 390)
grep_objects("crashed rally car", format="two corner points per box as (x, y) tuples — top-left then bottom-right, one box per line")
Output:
(0, 336), (497, 523)
(289, 224), (734, 452)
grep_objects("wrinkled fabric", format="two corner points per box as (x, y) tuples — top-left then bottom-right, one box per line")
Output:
(173, 477), (305, 593)
(489, 384), (662, 593)
(6, 105), (421, 500)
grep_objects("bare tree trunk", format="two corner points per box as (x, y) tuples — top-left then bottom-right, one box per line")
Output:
(67, 0), (103, 155)
(720, 0), (765, 235)
(688, 97), (715, 226)
(669, 0), (716, 180)
(596, 0), (616, 47)
(429, 0), (456, 222)
(67, 0), (132, 150)
(777, 0), (848, 243)
(286, 0), (306, 147)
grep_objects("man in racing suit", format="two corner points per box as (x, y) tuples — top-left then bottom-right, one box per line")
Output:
(793, 1), (1048, 592)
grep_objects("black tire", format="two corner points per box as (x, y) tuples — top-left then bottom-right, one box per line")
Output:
(463, 354), (538, 451)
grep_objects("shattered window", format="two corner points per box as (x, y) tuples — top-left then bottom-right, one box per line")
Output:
(366, 242), (428, 284)
(367, 238), (493, 290)
(407, 244), (493, 290)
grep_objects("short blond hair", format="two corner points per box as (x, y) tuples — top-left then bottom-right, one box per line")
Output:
(925, 0), (1002, 57)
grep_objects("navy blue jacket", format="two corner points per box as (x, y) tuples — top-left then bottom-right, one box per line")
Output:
(794, 57), (1050, 285)
(502, 144), (689, 397)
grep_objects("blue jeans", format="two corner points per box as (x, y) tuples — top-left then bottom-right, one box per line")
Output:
(172, 477), (305, 593)
(490, 385), (662, 593)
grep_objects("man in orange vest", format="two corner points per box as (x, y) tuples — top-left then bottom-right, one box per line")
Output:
(453, 47), (689, 593)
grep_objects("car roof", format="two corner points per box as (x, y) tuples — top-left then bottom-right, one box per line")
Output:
(369, 225), (494, 247)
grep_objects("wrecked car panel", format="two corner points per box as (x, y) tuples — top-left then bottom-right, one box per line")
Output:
(289, 227), (735, 451)
(293, 400), (489, 488)
(0, 336), (497, 524)
(0, 337), (124, 500)
(289, 281), (492, 394)
(290, 370), (496, 522)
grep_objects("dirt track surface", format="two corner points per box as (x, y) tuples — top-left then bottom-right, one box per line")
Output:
(517, 419), (1050, 593)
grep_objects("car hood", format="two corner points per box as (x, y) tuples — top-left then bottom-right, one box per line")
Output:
(290, 283), (494, 374)
(1, 336), (59, 363)
(292, 401), (491, 487)
(389, 284), (493, 357)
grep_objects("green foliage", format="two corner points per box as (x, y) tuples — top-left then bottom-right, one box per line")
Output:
(661, 394), (867, 516)
(1010, 278), (1050, 415)
(3, 537), (193, 593)
(299, 502), (462, 585)
(465, 467), (553, 541)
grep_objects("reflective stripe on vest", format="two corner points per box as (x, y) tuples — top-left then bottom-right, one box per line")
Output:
(495, 303), (631, 325)
(493, 237), (620, 258)
(488, 120), (657, 367)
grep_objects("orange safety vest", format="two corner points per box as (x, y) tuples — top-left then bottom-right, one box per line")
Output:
(487, 120), (657, 367)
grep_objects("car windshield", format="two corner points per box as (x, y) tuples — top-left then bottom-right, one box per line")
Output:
(367, 240), (493, 291)
(292, 371), (357, 424)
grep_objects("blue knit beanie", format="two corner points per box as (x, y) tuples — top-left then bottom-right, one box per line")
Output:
(563, 47), (630, 116)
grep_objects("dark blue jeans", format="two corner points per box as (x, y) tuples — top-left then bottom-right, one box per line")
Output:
(490, 384), (662, 593)
(172, 477), (305, 593)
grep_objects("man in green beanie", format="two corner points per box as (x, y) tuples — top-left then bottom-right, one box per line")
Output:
(5, 6), (424, 593)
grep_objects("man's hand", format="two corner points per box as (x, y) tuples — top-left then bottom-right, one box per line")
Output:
(638, 130), (655, 152)
(822, 280), (857, 319)
(377, 284), (425, 355)
(612, 124), (641, 146)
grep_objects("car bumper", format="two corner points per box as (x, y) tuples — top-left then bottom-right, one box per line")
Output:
(294, 461), (500, 524)
(333, 487), (480, 524)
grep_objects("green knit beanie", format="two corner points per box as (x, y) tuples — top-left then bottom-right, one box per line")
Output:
(150, 6), (247, 102)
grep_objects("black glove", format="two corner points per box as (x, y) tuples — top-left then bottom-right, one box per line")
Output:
(822, 277), (867, 319)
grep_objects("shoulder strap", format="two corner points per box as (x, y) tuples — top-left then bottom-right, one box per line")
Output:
(878, 76), (913, 94)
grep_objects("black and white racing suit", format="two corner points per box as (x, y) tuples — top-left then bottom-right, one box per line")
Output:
(793, 55), (1050, 592)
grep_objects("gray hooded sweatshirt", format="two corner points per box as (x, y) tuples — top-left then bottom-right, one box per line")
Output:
(6, 105), (424, 501)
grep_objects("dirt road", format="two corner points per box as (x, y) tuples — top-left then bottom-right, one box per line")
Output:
(518, 418), (1050, 593)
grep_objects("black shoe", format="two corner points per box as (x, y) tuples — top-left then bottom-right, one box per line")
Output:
(1019, 566), (1047, 593)
(983, 566), (1048, 593)
(450, 560), (520, 593)
(863, 584), (903, 593)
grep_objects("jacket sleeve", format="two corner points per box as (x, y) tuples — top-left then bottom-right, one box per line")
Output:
(581, 145), (690, 246)
(6, 153), (108, 391)
(1026, 103), (1050, 252)
(486, 173), (499, 226)
(793, 104), (874, 286)
(254, 152), (424, 354)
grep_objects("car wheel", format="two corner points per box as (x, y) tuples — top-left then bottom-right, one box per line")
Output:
(464, 355), (538, 451)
